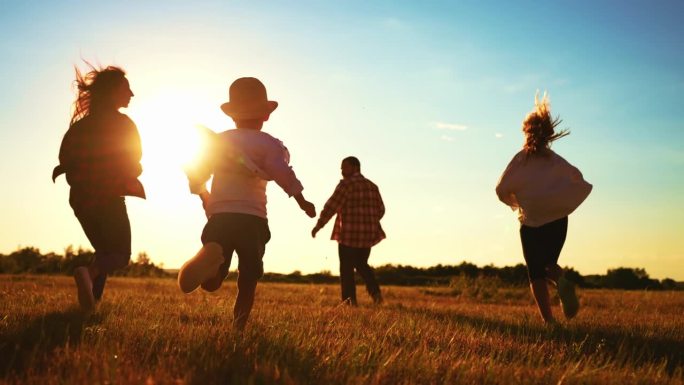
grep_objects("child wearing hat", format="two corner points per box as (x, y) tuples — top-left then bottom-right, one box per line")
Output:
(178, 77), (316, 330)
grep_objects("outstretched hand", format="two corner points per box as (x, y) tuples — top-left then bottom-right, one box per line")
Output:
(293, 193), (316, 218)
(299, 200), (316, 218)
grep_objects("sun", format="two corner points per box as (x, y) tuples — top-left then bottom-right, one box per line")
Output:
(131, 93), (205, 168)
(125, 89), (226, 203)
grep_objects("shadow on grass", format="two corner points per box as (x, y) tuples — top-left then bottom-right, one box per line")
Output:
(169, 328), (333, 385)
(402, 305), (684, 375)
(0, 307), (103, 378)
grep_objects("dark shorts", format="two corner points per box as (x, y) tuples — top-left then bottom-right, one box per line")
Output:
(519, 216), (568, 282)
(201, 213), (271, 281)
(72, 196), (132, 274)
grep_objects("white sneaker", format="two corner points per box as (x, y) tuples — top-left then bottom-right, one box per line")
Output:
(178, 243), (225, 294)
(74, 266), (95, 311)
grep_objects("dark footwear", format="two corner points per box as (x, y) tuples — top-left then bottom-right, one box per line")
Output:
(557, 276), (579, 319)
(371, 292), (383, 304)
(74, 267), (95, 312)
(92, 273), (107, 302)
(201, 261), (230, 292)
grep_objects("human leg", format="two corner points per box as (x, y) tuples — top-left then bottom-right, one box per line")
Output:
(73, 208), (101, 309)
(338, 244), (358, 305)
(540, 217), (578, 319)
(232, 214), (270, 330)
(179, 214), (241, 294)
(234, 273), (258, 331)
(198, 214), (236, 292)
(178, 243), (225, 294)
(350, 247), (382, 304)
(91, 274), (107, 301)
(93, 198), (133, 273)
(200, 254), (233, 292)
(542, 217), (569, 286)
(520, 224), (555, 323)
(72, 198), (131, 309)
(530, 279), (555, 323)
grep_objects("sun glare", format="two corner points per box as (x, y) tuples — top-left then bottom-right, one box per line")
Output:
(127, 90), (224, 205)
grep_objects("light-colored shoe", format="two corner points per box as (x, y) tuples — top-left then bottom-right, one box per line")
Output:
(74, 266), (95, 312)
(557, 276), (579, 319)
(201, 261), (230, 292)
(178, 243), (225, 294)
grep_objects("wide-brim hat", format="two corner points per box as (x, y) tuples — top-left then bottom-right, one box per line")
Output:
(220, 77), (278, 119)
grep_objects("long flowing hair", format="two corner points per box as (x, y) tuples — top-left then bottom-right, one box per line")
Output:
(522, 92), (569, 156)
(70, 63), (127, 125)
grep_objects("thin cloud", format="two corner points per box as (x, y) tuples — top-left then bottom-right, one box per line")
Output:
(440, 135), (455, 142)
(382, 17), (406, 30)
(495, 133), (504, 139)
(435, 122), (468, 131)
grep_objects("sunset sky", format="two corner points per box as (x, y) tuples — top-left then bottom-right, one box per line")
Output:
(1, 1), (682, 279)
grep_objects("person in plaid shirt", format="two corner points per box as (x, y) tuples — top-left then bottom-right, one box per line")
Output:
(312, 156), (385, 305)
(53, 65), (145, 311)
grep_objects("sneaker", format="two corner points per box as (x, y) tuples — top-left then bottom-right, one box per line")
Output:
(201, 261), (230, 292)
(178, 243), (225, 294)
(557, 276), (579, 319)
(74, 266), (95, 312)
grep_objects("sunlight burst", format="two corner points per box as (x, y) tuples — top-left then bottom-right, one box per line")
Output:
(127, 90), (224, 204)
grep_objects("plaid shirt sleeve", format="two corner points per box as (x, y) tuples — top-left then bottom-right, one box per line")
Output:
(315, 175), (386, 248)
(378, 186), (386, 220)
(314, 180), (348, 232)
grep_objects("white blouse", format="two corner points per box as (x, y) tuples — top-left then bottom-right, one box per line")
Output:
(496, 149), (592, 227)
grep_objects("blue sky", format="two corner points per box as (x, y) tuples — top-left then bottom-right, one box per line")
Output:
(1, 1), (683, 279)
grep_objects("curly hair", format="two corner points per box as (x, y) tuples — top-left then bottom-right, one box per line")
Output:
(522, 92), (569, 156)
(70, 63), (127, 125)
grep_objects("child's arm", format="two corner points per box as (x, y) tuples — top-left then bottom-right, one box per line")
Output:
(294, 193), (316, 218)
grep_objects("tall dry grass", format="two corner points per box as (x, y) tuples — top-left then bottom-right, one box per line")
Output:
(1, 275), (682, 384)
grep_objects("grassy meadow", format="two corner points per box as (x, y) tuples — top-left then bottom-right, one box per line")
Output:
(1, 275), (683, 385)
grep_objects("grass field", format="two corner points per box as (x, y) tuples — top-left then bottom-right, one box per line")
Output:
(1, 275), (683, 384)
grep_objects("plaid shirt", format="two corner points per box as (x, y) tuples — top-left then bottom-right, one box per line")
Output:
(54, 112), (145, 209)
(314, 173), (386, 248)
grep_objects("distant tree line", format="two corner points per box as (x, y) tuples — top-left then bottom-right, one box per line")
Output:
(0, 246), (168, 278)
(1, 247), (681, 290)
(370, 263), (683, 291)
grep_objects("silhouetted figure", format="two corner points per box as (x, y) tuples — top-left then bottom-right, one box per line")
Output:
(178, 77), (316, 330)
(312, 157), (385, 306)
(496, 93), (591, 324)
(53, 65), (145, 311)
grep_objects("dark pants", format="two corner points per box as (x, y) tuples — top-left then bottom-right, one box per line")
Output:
(201, 213), (271, 329)
(72, 197), (132, 301)
(338, 244), (381, 305)
(520, 216), (568, 282)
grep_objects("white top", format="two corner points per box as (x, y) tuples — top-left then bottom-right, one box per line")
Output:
(187, 128), (304, 219)
(496, 149), (592, 227)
